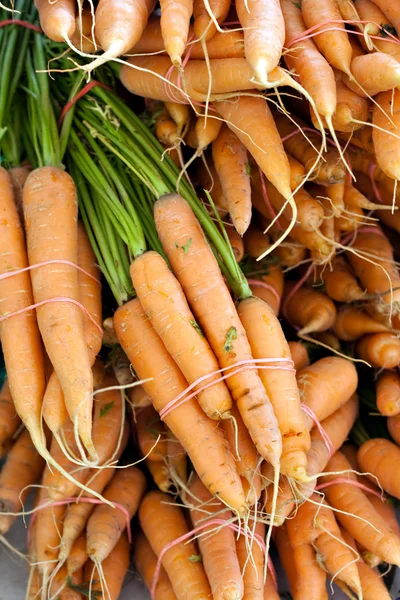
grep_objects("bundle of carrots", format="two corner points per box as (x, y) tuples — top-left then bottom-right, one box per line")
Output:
(2, 0), (400, 598)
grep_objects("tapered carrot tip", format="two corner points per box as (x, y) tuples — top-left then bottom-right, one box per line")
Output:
(282, 450), (308, 481)
(253, 59), (269, 88)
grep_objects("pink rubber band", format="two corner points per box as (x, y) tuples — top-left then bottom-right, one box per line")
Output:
(281, 263), (314, 330)
(341, 225), (386, 247)
(27, 497), (132, 548)
(247, 278), (281, 306)
(159, 358), (294, 420)
(287, 19), (400, 48)
(316, 478), (386, 501)
(258, 167), (282, 231)
(301, 404), (335, 459)
(368, 163), (385, 205)
(0, 259), (100, 284)
(0, 297), (103, 336)
(151, 517), (276, 599)
(281, 126), (316, 144)
(0, 19), (41, 32)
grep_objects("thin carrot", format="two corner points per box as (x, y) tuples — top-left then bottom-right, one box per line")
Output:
(154, 194), (282, 469)
(67, 533), (87, 577)
(86, 532), (130, 600)
(243, 225), (270, 259)
(212, 124), (251, 235)
(146, 458), (171, 492)
(35, 486), (66, 584)
(283, 283), (337, 336)
(114, 298), (247, 513)
(225, 226), (244, 262)
(130, 251), (233, 419)
(134, 532), (177, 600)
(130, 384), (152, 409)
(0, 379), (21, 457)
(159, 0), (193, 67)
(356, 332), (400, 368)
(333, 306), (389, 341)
(9, 166), (30, 213)
(320, 255), (365, 303)
(139, 490), (212, 600)
(165, 102), (190, 137)
(236, 521), (265, 600)
(192, 0), (231, 41)
(136, 404), (168, 461)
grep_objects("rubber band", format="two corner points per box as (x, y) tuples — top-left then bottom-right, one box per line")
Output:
(368, 163), (385, 205)
(316, 478), (385, 501)
(301, 404), (335, 459)
(341, 225), (386, 247)
(281, 125), (317, 144)
(0, 19), (41, 33)
(246, 278), (281, 306)
(163, 34), (195, 104)
(258, 167), (282, 231)
(27, 497), (132, 548)
(58, 81), (112, 127)
(0, 297), (103, 336)
(151, 517), (276, 599)
(0, 259), (100, 284)
(159, 358), (295, 420)
(281, 263), (314, 330)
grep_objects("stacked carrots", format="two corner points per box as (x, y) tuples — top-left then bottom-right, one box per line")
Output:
(2, 0), (400, 598)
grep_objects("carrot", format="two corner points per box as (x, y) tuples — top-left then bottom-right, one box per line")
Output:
(320, 256), (365, 303)
(166, 430), (187, 484)
(356, 332), (400, 368)
(87, 467), (146, 564)
(243, 225), (270, 259)
(139, 491), (212, 600)
(0, 428), (45, 534)
(222, 404), (262, 504)
(23, 167), (95, 460)
(130, 384), (152, 409)
(0, 379), (21, 457)
(272, 239), (308, 267)
(189, 474), (244, 600)
(283, 283), (337, 336)
(344, 183), (384, 211)
(159, 0), (193, 67)
(249, 264), (284, 315)
(42, 372), (69, 439)
(322, 451), (400, 565)
(154, 194), (282, 469)
(134, 532), (177, 600)
(238, 296), (311, 480)
(368, 0), (400, 36)
(236, 521), (265, 600)
(165, 103), (190, 137)
(288, 341), (309, 371)
(355, 0), (400, 60)
(358, 437), (400, 499)
(130, 18), (245, 59)
(212, 124), (251, 235)
(197, 156), (228, 214)
(192, 0), (231, 42)
(274, 525), (297, 596)
(155, 115), (178, 147)
(387, 413), (400, 445)
(49, 563), (82, 600)
(70, 8), (97, 53)
(67, 533), (87, 576)
(310, 394), (359, 461)
(340, 528), (392, 600)
(297, 357), (358, 429)
(88, 0), (155, 70)
(195, 112), (223, 156)
(131, 251), (233, 419)
(281, 0), (337, 124)
(225, 226), (244, 262)
(333, 306), (389, 341)
(35, 486), (66, 582)
(290, 539), (328, 600)
(236, 0), (285, 86)
(367, 496), (400, 538)
(35, 0), (76, 42)
(86, 532), (130, 600)
(373, 90), (400, 181)
(9, 166), (30, 213)
(114, 298), (246, 512)
(345, 52), (400, 96)
(0, 168), (48, 469)
(136, 404), (168, 460)
(146, 458), (171, 492)
(375, 370), (400, 416)
(377, 207), (400, 234)
(301, 0), (352, 74)
(287, 493), (362, 597)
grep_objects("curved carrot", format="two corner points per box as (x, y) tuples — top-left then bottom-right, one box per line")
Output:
(131, 251), (233, 419)
(334, 306), (389, 341)
(283, 283), (337, 336)
(114, 298), (246, 513)
(321, 255), (365, 303)
(356, 332), (400, 368)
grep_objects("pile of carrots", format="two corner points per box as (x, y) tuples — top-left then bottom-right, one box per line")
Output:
(1, 0), (400, 598)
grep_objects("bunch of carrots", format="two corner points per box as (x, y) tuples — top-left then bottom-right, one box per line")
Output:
(1, 0), (400, 598)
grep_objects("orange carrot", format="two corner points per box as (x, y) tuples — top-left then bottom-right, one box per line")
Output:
(358, 438), (400, 500)
(146, 458), (171, 492)
(35, 0), (76, 42)
(136, 404), (168, 461)
(373, 89), (400, 182)
(212, 124), (251, 235)
(243, 225), (270, 259)
(376, 370), (400, 416)
(225, 225), (244, 262)
(70, 8), (97, 53)
(283, 283), (337, 336)
(334, 306), (389, 341)
(189, 474), (243, 600)
(114, 298), (246, 513)
(139, 491), (212, 600)
(165, 102), (190, 137)
(192, 0), (231, 41)
(321, 255), (365, 303)
(238, 296), (311, 480)
(154, 194), (282, 469)
(356, 332), (400, 368)
(130, 251), (233, 419)
(249, 264), (284, 315)
(67, 533), (87, 576)
(166, 430), (187, 484)
(355, 0), (400, 60)
(0, 379), (21, 457)
(288, 341), (309, 371)
(35, 486), (66, 581)
(236, 521), (265, 600)
(130, 384), (152, 409)
(274, 525), (297, 596)
(388, 413), (400, 445)
(272, 239), (308, 267)
(236, 0), (285, 86)
(159, 0), (193, 67)
(134, 532), (177, 600)
(9, 166), (30, 213)
(367, 0), (400, 36)
(195, 112), (223, 156)
(345, 52), (400, 96)
(86, 532), (130, 600)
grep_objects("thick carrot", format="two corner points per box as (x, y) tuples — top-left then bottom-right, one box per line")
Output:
(136, 404), (168, 461)
(67, 533), (87, 576)
(134, 532), (177, 600)
(288, 341), (309, 371)
(358, 438), (400, 499)
(154, 194), (282, 468)
(35, 0), (76, 42)
(192, 0), (231, 41)
(356, 332), (400, 368)
(283, 283), (337, 336)
(86, 532), (130, 600)
(0, 379), (21, 457)
(322, 451), (400, 565)
(321, 256), (365, 303)
(146, 458), (171, 492)
(139, 491), (212, 600)
(238, 296), (311, 480)
(23, 167), (95, 459)
(376, 370), (400, 416)
(9, 166), (30, 213)
(131, 251), (233, 419)
(166, 430), (187, 484)
(301, 0), (352, 74)
(297, 357), (358, 429)
(236, 0), (285, 86)
(345, 52), (400, 96)
(291, 541), (328, 600)
(212, 124), (251, 235)
(87, 466), (146, 563)
(236, 521), (265, 600)
(114, 298), (246, 512)
(334, 306), (389, 341)
(189, 474), (243, 600)
(355, 0), (400, 60)
(373, 90), (400, 181)
(0, 428), (45, 534)
(159, 0), (193, 67)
